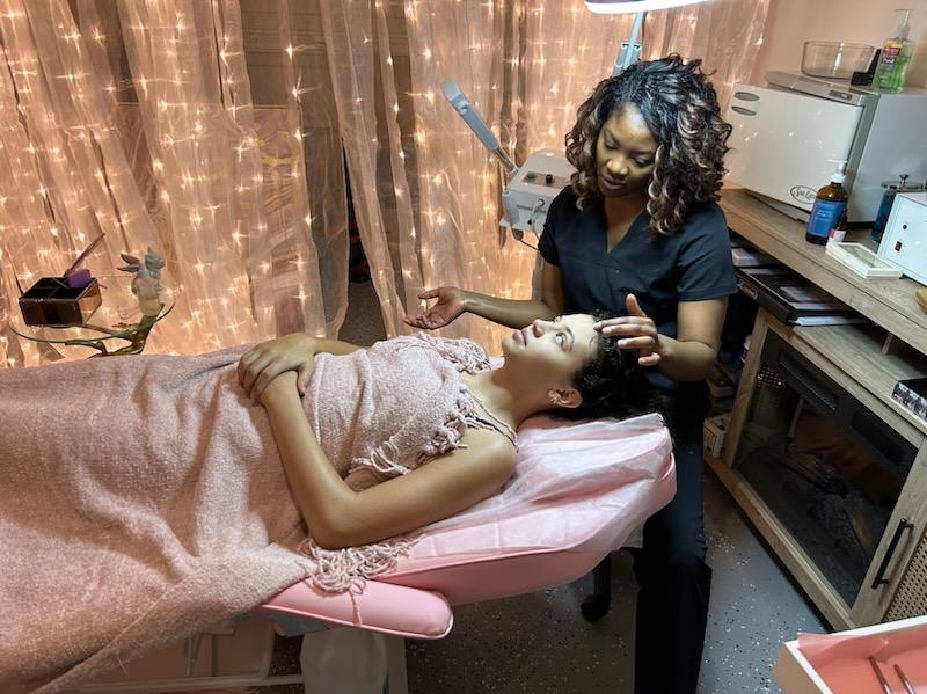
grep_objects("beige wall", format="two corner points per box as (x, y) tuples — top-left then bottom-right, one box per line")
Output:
(751, 0), (927, 88)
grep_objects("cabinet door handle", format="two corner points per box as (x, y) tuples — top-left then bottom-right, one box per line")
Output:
(871, 518), (914, 589)
(731, 106), (757, 116)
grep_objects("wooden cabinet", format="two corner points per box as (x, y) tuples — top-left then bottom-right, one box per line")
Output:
(713, 190), (927, 630)
(887, 525), (927, 621)
(711, 309), (927, 629)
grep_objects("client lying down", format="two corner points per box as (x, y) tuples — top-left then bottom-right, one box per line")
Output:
(0, 315), (654, 694)
(239, 314), (656, 561)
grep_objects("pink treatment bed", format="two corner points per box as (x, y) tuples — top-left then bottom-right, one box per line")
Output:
(81, 412), (675, 693)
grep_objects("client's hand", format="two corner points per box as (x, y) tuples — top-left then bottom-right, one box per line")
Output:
(239, 333), (316, 402)
(404, 286), (468, 329)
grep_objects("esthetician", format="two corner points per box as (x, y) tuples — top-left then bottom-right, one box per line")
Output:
(405, 55), (737, 694)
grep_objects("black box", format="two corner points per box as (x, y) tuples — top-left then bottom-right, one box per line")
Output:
(19, 277), (102, 327)
(892, 377), (927, 421)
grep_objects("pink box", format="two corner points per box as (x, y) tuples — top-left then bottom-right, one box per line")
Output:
(775, 615), (927, 694)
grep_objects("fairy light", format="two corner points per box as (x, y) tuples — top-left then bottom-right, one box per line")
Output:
(1, 0), (665, 365)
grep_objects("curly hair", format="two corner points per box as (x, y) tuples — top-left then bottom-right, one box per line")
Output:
(564, 55), (732, 236)
(560, 320), (662, 421)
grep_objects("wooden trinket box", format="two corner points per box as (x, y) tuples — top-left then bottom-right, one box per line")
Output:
(19, 277), (102, 327)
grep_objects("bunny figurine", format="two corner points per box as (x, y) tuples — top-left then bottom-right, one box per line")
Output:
(143, 248), (165, 294)
(119, 248), (164, 317)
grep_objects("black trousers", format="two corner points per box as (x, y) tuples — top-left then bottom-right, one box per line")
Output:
(632, 406), (710, 694)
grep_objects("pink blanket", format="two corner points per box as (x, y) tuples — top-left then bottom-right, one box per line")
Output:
(0, 336), (489, 693)
(0, 345), (310, 694)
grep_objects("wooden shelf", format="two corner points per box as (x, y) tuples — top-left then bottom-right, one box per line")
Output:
(793, 323), (927, 437)
(720, 189), (927, 357)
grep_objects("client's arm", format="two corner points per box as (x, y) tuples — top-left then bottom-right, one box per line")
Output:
(240, 334), (362, 400)
(261, 373), (515, 549)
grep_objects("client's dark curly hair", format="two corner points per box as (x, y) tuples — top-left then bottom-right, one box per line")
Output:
(562, 322), (661, 421)
(564, 55), (732, 236)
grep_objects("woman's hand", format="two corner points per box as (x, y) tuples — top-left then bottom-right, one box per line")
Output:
(239, 334), (316, 401)
(403, 286), (469, 330)
(594, 293), (662, 367)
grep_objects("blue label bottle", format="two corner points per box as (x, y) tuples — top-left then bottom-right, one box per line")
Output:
(806, 163), (848, 245)
(807, 199), (847, 243)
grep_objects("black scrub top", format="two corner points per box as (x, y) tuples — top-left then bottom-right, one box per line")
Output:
(538, 187), (737, 417)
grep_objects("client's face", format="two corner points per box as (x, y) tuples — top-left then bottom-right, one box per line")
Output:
(502, 314), (599, 384)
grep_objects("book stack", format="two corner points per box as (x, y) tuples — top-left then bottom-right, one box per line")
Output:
(736, 267), (864, 327)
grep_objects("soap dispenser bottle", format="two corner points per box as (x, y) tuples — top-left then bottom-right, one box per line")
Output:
(874, 8), (915, 93)
(806, 161), (848, 245)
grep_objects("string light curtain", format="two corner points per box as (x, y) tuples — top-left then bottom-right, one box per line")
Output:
(641, 0), (770, 108)
(0, 0), (347, 367)
(0, 0), (768, 368)
(325, 0), (768, 351)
